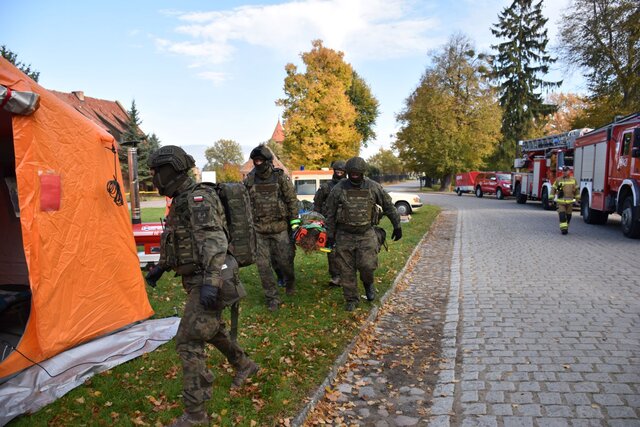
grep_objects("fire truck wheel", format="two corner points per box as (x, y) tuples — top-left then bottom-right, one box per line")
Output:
(475, 186), (483, 198)
(621, 197), (640, 238)
(456, 188), (462, 196)
(496, 188), (503, 200)
(582, 194), (608, 225)
(541, 188), (553, 210)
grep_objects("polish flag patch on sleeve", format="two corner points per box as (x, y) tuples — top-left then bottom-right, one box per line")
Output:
(193, 195), (204, 202)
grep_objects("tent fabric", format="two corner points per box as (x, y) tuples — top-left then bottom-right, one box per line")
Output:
(0, 57), (154, 380)
(0, 317), (179, 426)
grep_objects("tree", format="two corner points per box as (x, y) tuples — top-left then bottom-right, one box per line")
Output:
(559, 0), (640, 127)
(394, 34), (502, 190)
(367, 148), (403, 175)
(1, 45), (40, 82)
(542, 93), (592, 134)
(348, 71), (380, 146)
(277, 40), (377, 170)
(491, 0), (560, 169)
(203, 139), (244, 171)
(119, 100), (149, 188)
(216, 163), (243, 183)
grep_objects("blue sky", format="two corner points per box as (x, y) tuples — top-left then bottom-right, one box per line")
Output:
(2, 0), (584, 168)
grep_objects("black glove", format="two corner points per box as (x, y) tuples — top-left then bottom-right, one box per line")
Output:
(199, 284), (219, 310)
(391, 227), (402, 241)
(145, 265), (165, 288)
(326, 236), (335, 249)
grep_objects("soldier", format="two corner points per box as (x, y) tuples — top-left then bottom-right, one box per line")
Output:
(313, 160), (346, 287)
(550, 165), (580, 235)
(324, 157), (402, 311)
(243, 144), (299, 311)
(144, 146), (259, 427)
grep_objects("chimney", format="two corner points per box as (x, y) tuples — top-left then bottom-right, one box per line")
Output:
(72, 91), (85, 101)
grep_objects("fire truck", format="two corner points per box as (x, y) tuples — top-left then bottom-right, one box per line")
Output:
(512, 128), (592, 209)
(573, 112), (640, 238)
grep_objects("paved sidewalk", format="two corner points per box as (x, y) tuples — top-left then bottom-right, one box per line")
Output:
(302, 210), (457, 426)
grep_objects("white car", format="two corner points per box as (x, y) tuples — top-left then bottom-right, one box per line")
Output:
(388, 192), (423, 216)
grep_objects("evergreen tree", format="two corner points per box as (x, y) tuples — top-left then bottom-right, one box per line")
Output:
(490, 0), (560, 169)
(119, 100), (149, 188)
(1, 45), (40, 82)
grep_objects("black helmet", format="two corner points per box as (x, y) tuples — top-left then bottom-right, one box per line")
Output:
(147, 145), (195, 172)
(147, 145), (195, 197)
(332, 160), (346, 171)
(345, 157), (367, 174)
(250, 144), (273, 162)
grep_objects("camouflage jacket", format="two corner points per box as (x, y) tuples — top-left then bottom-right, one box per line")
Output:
(313, 176), (343, 217)
(160, 179), (228, 289)
(325, 177), (400, 239)
(244, 167), (299, 234)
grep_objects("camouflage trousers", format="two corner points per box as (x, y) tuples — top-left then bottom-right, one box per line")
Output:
(255, 229), (295, 303)
(334, 227), (378, 303)
(176, 277), (248, 413)
(327, 249), (340, 280)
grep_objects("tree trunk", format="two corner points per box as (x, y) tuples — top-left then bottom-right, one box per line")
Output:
(439, 173), (453, 191)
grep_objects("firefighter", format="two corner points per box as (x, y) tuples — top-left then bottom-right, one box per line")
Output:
(243, 144), (299, 311)
(144, 146), (258, 427)
(313, 160), (346, 287)
(324, 157), (402, 311)
(550, 165), (580, 235)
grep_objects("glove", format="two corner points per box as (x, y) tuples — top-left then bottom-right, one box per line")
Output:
(145, 265), (165, 288)
(326, 236), (335, 249)
(199, 284), (219, 310)
(290, 218), (301, 230)
(391, 227), (403, 241)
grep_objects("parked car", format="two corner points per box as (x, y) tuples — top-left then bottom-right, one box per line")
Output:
(474, 172), (512, 199)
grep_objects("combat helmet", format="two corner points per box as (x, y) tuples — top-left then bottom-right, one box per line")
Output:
(147, 145), (195, 197)
(345, 157), (366, 185)
(249, 144), (273, 162)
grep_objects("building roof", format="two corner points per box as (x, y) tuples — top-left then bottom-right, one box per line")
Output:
(271, 119), (285, 143)
(50, 90), (135, 142)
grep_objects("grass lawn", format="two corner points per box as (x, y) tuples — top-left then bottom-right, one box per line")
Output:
(13, 205), (440, 427)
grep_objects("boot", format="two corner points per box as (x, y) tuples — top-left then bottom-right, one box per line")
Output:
(328, 277), (341, 287)
(267, 300), (280, 312)
(364, 283), (376, 302)
(561, 229), (568, 235)
(231, 359), (260, 389)
(168, 411), (209, 427)
(344, 301), (359, 312)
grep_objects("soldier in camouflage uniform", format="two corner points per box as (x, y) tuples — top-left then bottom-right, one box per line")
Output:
(325, 157), (402, 311)
(313, 160), (346, 287)
(144, 146), (259, 427)
(243, 144), (300, 311)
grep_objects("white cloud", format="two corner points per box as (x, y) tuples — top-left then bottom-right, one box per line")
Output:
(156, 0), (441, 67)
(197, 71), (230, 85)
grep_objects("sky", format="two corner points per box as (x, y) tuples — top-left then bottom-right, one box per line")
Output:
(2, 0), (586, 169)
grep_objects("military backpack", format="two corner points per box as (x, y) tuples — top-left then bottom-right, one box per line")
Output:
(214, 182), (257, 267)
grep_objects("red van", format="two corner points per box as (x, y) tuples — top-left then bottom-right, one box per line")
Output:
(474, 172), (512, 199)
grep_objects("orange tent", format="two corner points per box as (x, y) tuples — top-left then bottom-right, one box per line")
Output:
(0, 57), (153, 380)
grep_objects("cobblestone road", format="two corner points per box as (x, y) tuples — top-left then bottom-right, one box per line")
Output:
(302, 186), (640, 427)
(430, 193), (640, 427)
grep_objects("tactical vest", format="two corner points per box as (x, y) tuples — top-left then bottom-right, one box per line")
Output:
(249, 171), (287, 224)
(337, 188), (374, 227)
(161, 189), (201, 275)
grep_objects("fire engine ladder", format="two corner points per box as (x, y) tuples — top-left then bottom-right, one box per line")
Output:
(519, 129), (589, 153)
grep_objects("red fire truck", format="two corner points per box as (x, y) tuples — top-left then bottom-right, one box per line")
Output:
(512, 128), (592, 209)
(573, 112), (640, 238)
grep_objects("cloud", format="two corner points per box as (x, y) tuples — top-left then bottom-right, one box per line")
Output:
(156, 0), (441, 66)
(197, 71), (229, 85)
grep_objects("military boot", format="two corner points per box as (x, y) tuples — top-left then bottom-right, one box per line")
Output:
(344, 301), (359, 312)
(168, 411), (209, 427)
(328, 277), (341, 287)
(363, 283), (376, 302)
(267, 299), (280, 312)
(231, 359), (260, 390)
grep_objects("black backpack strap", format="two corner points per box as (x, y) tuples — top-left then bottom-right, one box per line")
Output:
(230, 301), (240, 342)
